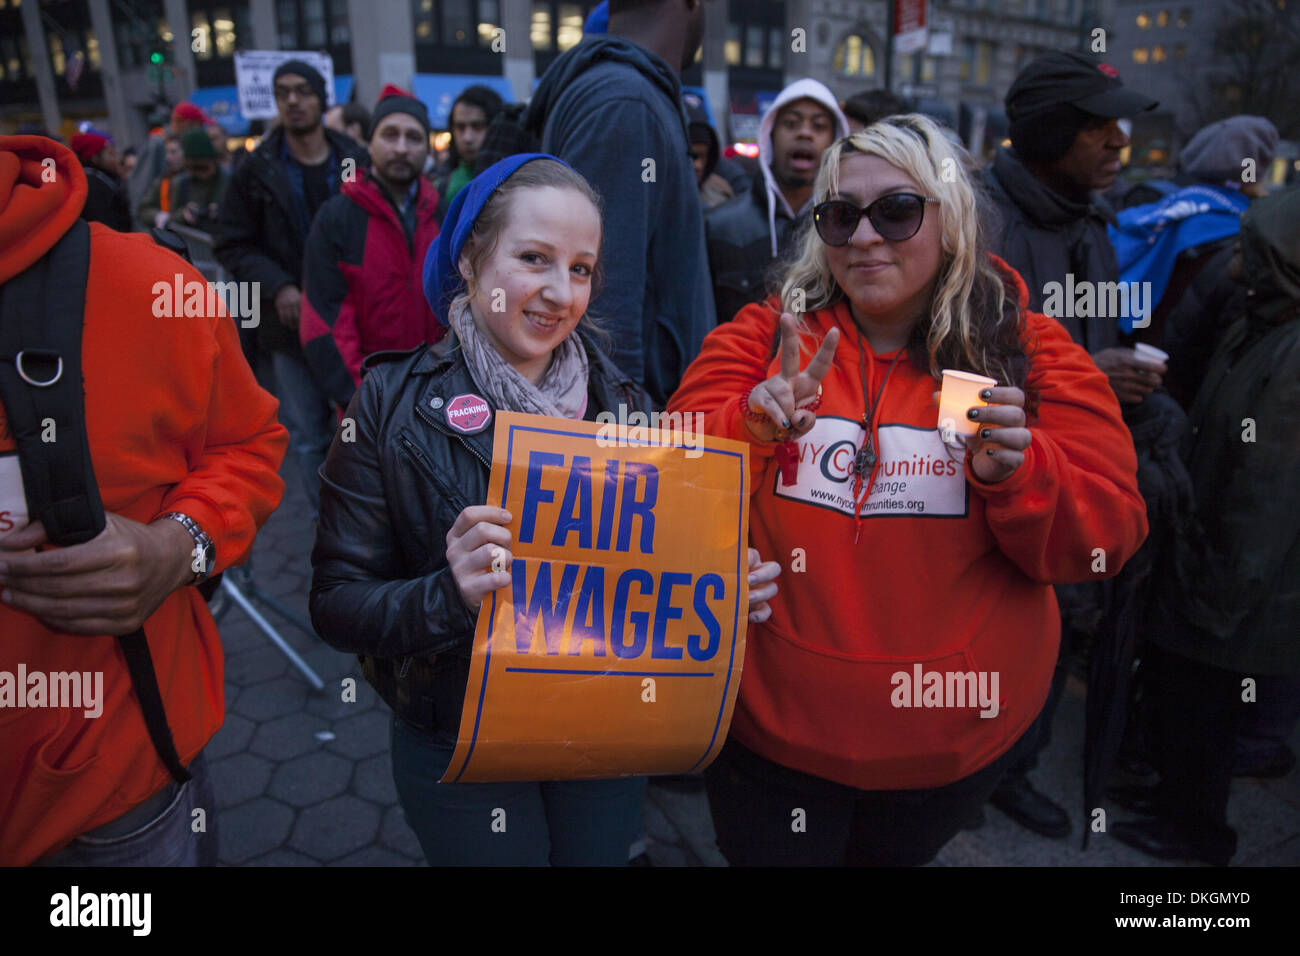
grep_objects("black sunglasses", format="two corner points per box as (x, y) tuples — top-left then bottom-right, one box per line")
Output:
(813, 193), (940, 246)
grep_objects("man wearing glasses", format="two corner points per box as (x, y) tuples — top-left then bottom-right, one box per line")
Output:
(215, 60), (368, 517)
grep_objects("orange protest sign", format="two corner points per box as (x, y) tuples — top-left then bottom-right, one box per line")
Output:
(441, 411), (750, 783)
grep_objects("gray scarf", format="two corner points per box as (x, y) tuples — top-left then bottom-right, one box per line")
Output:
(450, 300), (590, 419)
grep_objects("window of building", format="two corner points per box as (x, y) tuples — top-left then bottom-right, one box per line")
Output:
(86, 30), (100, 69)
(525, 2), (596, 54)
(1151, 43), (1166, 61)
(442, 0), (472, 46)
(1156, 9), (1169, 26)
(190, 4), (248, 61)
(768, 25), (783, 70)
(725, 22), (741, 65)
(833, 31), (877, 78)
(1132, 46), (1149, 63)
(959, 39), (993, 86)
(1173, 42), (1186, 58)
(523, 2), (597, 73)
(530, 4), (551, 50)
(897, 50), (914, 80)
(3, 36), (19, 79)
(1136, 11), (1150, 28)
(48, 33), (67, 75)
(729, 1), (784, 72)
(1177, 7), (1191, 26)
(745, 24), (764, 67)
(556, 2), (583, 51)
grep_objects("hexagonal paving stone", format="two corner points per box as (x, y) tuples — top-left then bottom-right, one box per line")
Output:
(246, 849), (321, 866)
(380, 804), (424, 860)
(335, 846), (420, 867)
(288, 795), (381, 862)
(305, 692), (362, 722)
(268, 750), (353, 808)
(353, 752), (398, 805)
(205, 712), (256, 761)
(211, 752), (274, 810)
(248, 711), (329, 762)
(264, 570), (310, 600)
(218, 797), (295, 864)
(224, 646), (290, 686)
(326, 708), (391, 760)
(233, 675), (313, 722)
(297, 645), (359, 685)
(216, 619), (266, 656)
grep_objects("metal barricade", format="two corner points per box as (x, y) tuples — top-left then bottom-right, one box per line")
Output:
(162, 223), (325, 691)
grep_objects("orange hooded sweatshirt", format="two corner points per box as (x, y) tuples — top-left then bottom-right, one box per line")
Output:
(667, 262), (1148, 790)
(0, 136), (288, 864)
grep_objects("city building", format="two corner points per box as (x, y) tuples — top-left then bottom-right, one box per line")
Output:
(3, 0), (1138, 163)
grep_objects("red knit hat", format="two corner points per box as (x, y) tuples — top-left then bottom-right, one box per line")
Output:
(70, 132), (110, 163)
(171, 102), (208, 127)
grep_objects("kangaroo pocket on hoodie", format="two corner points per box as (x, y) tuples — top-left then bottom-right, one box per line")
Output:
(730, 588), (1058, 791)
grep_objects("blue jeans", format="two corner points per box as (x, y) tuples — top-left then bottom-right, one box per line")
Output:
(270, 348), (335, 515)
(35, 750), (217, 866)
(390, 716), (646, 866)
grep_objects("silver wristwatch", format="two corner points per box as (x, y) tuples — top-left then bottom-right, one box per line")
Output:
(161, 512), (215, 583)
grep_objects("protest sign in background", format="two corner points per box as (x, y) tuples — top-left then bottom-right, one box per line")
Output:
(442, 412), (750, 783)
(234, 51), (335, 120)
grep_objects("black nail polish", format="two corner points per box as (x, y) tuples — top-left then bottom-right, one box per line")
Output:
(783, 419), (791, 429)
(987, 448), (996, 456)
(979, 388), (992, 400)
(967, 408), (979, 420)
(981, 429), (991, 440)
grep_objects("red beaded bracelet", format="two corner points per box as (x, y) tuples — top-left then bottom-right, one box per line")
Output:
(740, 391), (769, 424)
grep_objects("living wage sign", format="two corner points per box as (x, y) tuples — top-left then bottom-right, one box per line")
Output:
(442, 411), (750, 782)
(234, 50), (335, 120)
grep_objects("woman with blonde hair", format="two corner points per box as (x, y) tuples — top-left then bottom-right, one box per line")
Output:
(668, 114), (1148, 865)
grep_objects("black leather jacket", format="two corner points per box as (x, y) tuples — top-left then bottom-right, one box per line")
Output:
(309, 329), (652, 742)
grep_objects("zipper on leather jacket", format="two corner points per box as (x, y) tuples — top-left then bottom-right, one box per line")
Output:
(455, 433), (491, 471)
(399, 435), (461, 493)
(399, 657), (412, 678)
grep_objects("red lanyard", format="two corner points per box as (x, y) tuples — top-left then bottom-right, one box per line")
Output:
(850, 327), (905, 543)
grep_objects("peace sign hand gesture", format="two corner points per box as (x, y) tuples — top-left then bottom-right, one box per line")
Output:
(744, 313), (841, 443)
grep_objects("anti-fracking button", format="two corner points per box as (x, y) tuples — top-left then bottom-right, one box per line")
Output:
(445, 393), (493, 434)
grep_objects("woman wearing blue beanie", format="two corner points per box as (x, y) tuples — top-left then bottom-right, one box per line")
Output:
(309, 154), (780, 865)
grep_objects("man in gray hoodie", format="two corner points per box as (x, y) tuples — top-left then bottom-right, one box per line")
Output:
(704, 78), (849, 325)
(524, 0), (712, 407)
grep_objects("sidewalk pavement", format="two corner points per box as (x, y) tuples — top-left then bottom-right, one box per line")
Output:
(209, 462), (1300, 866)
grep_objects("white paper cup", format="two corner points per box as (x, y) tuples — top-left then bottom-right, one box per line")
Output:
(1133, 342), (1169, 365)
(938, 369), (999, 439)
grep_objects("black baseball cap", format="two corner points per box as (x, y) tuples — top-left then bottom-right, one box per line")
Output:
(1006, 51), (1157, 121)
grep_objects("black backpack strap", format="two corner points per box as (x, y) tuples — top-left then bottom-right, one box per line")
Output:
(0, 220), (103, 544)
(0, 219), (190, 784)
(116, 631), (191, 783)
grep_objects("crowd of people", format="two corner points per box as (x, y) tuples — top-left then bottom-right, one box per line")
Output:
(2, 0), (1297, 868)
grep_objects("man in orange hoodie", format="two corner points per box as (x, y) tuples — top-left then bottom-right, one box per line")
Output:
(0, 135), (288, 866)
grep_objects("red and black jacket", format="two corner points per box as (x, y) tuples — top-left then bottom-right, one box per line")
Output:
(301, 170), (444, 406)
